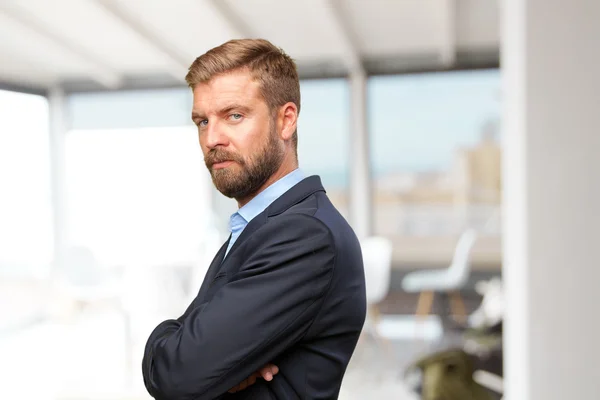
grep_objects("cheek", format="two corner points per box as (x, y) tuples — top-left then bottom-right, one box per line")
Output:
(228, 133), (253, 153)
(198, 136), (209, 154)
(238, 140), (261, 162)
(243, 125), (269, 150)
(199, 144), (207, 157)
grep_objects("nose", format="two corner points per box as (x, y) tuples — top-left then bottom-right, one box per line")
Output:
(204, 121), (228, 149)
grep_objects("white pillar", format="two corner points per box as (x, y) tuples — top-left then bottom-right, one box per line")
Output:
(348, 69), (372, 240)
(502, 1), (600, 399)
(48, 87), (69, 270)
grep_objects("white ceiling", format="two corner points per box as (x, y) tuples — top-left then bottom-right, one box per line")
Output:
(0, 0), (499, 92)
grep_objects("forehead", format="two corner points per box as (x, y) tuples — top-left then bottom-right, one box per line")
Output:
(192, 70), (263, 111)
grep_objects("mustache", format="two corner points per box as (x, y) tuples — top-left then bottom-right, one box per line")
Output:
(205, 149), (243, 167)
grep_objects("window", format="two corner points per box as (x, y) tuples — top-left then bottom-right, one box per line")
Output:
(369, 70), (501, 237)
(65, 126), (212, 267)
(0, 90), (52, 276)
(297, 79), (350, 217)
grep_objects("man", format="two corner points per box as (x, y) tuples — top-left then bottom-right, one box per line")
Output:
(142, 38), (366, 400)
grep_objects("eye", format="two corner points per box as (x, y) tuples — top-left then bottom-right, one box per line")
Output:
(229, 113), (243, 121)
(198, 119), (208, 127)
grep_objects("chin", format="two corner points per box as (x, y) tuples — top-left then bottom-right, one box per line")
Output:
(213, 177), (241, 197)
(218, 187), (246, 200)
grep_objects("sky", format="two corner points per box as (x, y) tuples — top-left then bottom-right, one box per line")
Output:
(297, 69), (501, 185)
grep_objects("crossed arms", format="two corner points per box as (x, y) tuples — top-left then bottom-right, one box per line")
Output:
(142, 215), (335, 400)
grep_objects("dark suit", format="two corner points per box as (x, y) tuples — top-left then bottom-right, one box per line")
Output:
(142, 176), (367, 399)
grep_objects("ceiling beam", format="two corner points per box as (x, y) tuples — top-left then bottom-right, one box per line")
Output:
(205, 0), (255, 39)
(439, 0), (457, 66)
(56, 49), (499, 94)
(322, 0), (363, 74)
(0, 79), (48, 96)
(0, 1), (122, 89)
(94, 0), (190, 82)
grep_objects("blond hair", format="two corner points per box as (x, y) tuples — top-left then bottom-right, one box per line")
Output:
(186, 39), (300, 151)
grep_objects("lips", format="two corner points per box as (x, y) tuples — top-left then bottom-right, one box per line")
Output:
(211, 160), (234, 169)
(206, 150), (240, 169)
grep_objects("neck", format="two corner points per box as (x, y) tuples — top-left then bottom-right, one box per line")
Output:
(236, 156), (298, 208)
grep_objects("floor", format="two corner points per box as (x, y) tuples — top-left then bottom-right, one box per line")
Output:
(1, 277), (486, 400)
(339, 317), (446, 400)
(0, 309), (452, 400)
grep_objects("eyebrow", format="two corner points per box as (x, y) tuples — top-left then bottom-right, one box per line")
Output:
(220, 103), (251, 115)
(191, 104), (252, 121)
(191, 111), (204, 121)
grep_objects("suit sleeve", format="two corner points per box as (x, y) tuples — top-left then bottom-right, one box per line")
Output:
(142, 214), (335, 400)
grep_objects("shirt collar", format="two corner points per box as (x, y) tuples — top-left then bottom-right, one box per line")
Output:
(231, 168), (305, 228)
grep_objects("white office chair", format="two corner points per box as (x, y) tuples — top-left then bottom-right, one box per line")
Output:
(360, 236), (393, 353)
(363, 236), (393, 306)
(401, 229), (478, 322)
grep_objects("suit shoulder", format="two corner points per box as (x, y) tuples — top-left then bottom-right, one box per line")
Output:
(276, 192), (320, 218)
(265, 211), (334, 241)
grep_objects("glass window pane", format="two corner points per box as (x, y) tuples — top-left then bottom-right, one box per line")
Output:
(369, 70), (501, 238)
(65, 127), (212, 267)
(68, 88), (192, 130)
(0, 90), (52, 276)
(298, 79), (350, 218)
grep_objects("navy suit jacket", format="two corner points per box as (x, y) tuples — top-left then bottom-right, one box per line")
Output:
(142, 176), (367, 399)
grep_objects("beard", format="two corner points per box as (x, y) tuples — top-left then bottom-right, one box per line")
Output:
(204, 125), (285, 200)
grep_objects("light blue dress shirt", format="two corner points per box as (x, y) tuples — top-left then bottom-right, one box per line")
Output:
(224, 168), (305, 257)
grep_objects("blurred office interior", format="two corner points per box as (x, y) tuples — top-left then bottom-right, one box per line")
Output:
(0, 1), (598, 399)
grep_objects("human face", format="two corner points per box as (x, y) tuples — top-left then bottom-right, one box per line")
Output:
(191, 70), (285, 201)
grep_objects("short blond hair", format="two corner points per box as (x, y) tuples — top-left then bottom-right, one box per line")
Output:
(186, 39), (300, 150)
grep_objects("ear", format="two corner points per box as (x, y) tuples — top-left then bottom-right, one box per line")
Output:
(276, 102), (298, 142)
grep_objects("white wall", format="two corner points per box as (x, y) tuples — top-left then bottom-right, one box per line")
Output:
(502, 1), (600, 399)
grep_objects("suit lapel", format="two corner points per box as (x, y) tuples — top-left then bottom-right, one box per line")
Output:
(222, 213), (266, 264)
(196, 235), (230, 301)
(220, 176), (326, 265)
